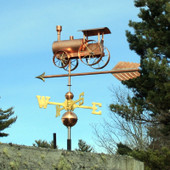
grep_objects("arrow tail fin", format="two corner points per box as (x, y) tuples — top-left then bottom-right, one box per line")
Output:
(112, 62), (140, 81)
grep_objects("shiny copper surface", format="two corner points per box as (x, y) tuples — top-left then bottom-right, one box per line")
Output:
(56, 25), (62, 32)
(79, 27), (111, 36)
(78, 41), (102, 65)
(52, 39), (83, 55)
(65, 92), (74, 100)
(112, 62), (140, 81)
(90, 47), (110, 69)
(70, 36), (74, 40)
(51, 26), (112, 70)
(62, 111), (78, 127)
(37, 68), (139, 80)
(56, 25), (62, 41)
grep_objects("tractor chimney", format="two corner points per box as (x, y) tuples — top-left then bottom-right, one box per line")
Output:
(70, 36), (74, 40)
(56, 25), (62, 41)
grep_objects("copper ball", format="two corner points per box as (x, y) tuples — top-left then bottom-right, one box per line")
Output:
(65, 92), (74, 100)
(61, 111), (78, 127)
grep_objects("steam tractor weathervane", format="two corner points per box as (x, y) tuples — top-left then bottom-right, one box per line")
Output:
(36, 25), (140, 151)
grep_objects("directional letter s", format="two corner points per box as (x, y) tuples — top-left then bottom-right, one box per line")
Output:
(36, 96), (50, 109)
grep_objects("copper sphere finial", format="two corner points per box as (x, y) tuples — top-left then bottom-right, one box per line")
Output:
(65, 92), (74, 100)
(61, 111), (78, 127)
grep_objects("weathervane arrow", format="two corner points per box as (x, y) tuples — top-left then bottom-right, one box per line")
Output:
(36, 62), (140, 82)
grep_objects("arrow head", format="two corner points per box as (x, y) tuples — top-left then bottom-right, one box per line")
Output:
(36, 72), (45, 82)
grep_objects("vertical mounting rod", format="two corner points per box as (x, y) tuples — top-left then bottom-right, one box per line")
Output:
(68, 59), (71, 92)
(53, 133), (57, 149)
(67, 126), (71, 151)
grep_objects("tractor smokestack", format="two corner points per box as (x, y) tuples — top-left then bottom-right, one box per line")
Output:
(56, 25), (62, 41)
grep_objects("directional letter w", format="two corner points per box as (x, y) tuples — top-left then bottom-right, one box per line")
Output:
(36, 96), (51, 109)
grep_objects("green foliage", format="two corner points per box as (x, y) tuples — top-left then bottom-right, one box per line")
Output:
(57, 156), (71, 170)
(76, 139), (93, 152)
(0, 107), (17, 137)
(116, 143), (132, 155)
(130, 147), (170, 170)
(9, 161), (19, 170)
(3, 147), (9, 158)
(33, 139), (57, 149)
(127, 0), (170, 58)
(116, 143), (170, 170)
(123, 0), (170, 126)
(110, 0), (170, 169)
(110, 0), (170, 145)
(100, 154), (107, 163)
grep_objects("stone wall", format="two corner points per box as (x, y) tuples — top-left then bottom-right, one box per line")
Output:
(0, 143), (144, 170)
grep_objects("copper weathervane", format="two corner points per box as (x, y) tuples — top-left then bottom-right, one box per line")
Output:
(36, 25), (140, 150)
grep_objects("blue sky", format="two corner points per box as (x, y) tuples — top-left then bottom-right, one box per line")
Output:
(0, 0), (140, 151)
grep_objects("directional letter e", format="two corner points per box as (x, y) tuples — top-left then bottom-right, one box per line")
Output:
(36, 96), (51, 109)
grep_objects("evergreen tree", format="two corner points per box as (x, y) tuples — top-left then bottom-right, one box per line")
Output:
(117, 144), (170, 170)
(0, 107), (17, 137)
(116, 142), (132, 155)
(110, 0), (170, 147)
(130, 147), (170, 170)
(76, 139), (93, 152)
(109, 1), (170, 169)
(33, 139), (57, 149)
